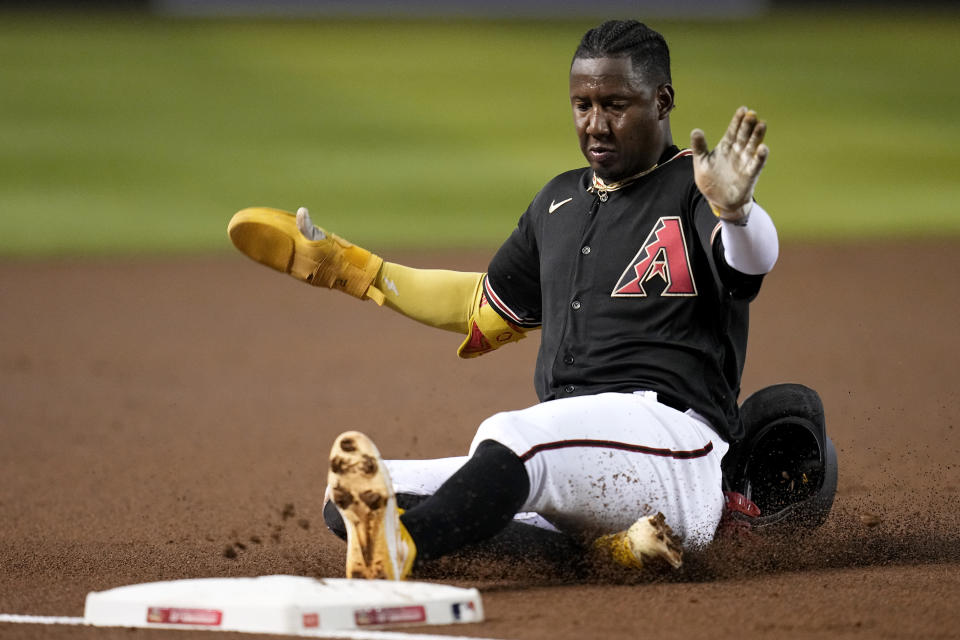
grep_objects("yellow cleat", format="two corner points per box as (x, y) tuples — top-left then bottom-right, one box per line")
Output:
(327, 431), (416, 580)
(592, 512), (683, 570)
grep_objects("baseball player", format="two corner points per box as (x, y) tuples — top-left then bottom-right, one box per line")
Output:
(229, 20), (780, 579)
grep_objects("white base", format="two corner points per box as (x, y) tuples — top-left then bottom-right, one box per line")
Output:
(84, 575), (483, 634)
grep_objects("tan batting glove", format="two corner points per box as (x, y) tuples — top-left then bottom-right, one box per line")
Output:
(228, 206), (385, 304)
(690, 106), (769, 225)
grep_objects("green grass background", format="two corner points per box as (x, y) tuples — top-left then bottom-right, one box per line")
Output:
(1, 9), (958, 255)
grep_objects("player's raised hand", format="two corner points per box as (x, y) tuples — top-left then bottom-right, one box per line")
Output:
(690, 106), (769, 223)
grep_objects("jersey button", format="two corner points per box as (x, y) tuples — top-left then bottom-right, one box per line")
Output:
(581, 246), (591, 255)
(571, 300), (581, 310)
(564, 384), (576, 394)
(563, 354), (574, 365)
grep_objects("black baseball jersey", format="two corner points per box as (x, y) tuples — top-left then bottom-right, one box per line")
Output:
(484, 146), (764, 442)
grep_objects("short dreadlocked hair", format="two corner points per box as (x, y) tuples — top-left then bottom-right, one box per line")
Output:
(573, 20), (672, 86)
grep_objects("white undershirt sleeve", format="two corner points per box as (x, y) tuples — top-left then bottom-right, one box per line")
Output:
(720, 202), (779, 275)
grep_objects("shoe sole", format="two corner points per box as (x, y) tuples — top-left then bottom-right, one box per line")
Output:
(327, 431), (399, 579)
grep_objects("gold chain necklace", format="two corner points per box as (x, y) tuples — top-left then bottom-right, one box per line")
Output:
(588, 149), (691, 202)
(590, 165), (658, 202)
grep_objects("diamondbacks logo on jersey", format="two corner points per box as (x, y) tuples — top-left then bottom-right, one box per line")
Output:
(612, 216), (697, 297)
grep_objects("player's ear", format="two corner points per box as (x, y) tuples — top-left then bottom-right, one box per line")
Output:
(656, 84), (675, 119)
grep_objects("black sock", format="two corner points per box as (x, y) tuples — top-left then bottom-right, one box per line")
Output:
(400, 439), (530, 561)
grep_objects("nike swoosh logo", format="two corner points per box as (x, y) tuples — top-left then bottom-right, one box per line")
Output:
(548, 197), (573, 213)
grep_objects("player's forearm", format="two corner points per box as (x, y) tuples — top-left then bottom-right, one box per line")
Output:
(719, 202), (778, 275)
(376, 262), (483, 333)
(376, 263), (531, 358)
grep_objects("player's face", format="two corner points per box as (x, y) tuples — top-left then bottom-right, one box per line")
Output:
(569, 56), (673, 182)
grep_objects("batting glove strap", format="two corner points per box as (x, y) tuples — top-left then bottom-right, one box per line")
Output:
(709, 200), (752, 226)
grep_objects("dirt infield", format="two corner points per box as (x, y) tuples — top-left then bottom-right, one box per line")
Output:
(1, 241), (958, 639)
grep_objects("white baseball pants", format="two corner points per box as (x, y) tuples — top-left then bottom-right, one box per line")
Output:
(387, 391), (729, 548)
